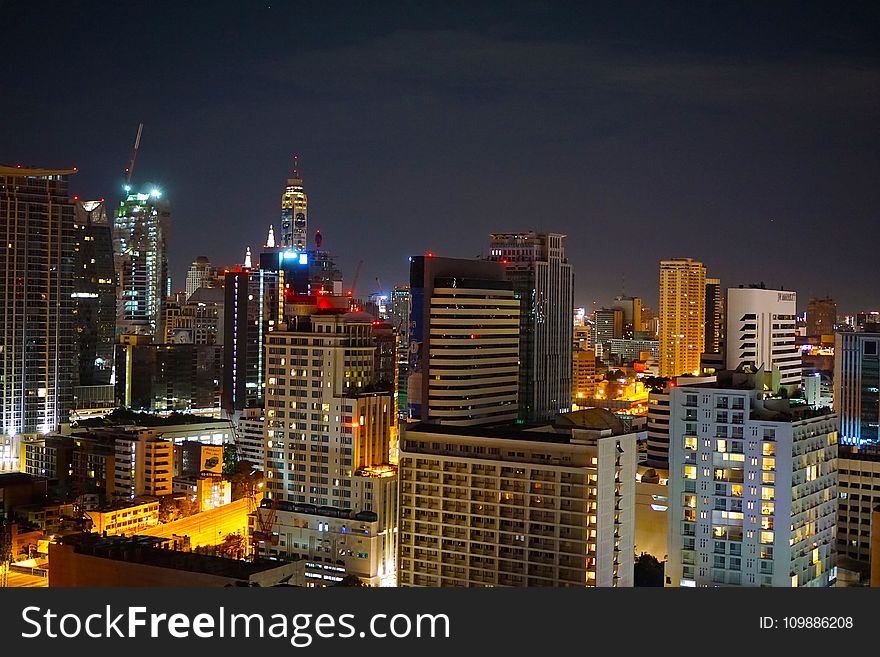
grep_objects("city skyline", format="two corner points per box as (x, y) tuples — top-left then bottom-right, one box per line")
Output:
(2, 1), (879, 312)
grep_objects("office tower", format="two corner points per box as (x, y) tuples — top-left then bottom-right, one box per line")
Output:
(72, 199), (117, 387)
(254, 309), (397, 585)
(807, 297), (837, 337)
(185, 256), (213, 300)
(612, 296), (642, 339)
(114, 335), (223, 415)
(0, 166), (76, 456)
(162, 287), (225, 345)
(572, 348), (597, 405)
(593, 308), (624, 349)
(705, 278), (724, 355)
(726, 286), (801, 389)
(398, 408), (639, 587)
(113, 188), (170, 337)
(659, 258), (706, 378)
(390, 285), (412, 417)
(666, 370), (838, 587)
(487, 233), (574, 422)
(408, 255), (520, 426)
(641, 306), (657, 338)
(308, 248), (343, 295)
(222, 267), (281, 414)
(279, 157), (307, 250)
(834, 332), (880, 446)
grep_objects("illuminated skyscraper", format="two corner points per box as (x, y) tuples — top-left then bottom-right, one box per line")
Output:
(704, 278), (723, 355)
(113, 188), (170, 337)
(806, 297), (837, 338)
(658, 258), (706, 377)
(487, 232), (573, 422)
(408, 255), (520, 426)
(279, 156), (307, 250)
(0, 166), (76, 451)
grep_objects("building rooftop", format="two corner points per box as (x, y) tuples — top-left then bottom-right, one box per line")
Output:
(57, 533), (297, 580)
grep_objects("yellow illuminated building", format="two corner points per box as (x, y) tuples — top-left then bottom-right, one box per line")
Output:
(658, 258), (706, 378)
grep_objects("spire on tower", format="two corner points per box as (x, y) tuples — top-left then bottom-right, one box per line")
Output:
(292, 154), (300, 179)
(267, 224), (276, 248)
(244, 246), (252, 268)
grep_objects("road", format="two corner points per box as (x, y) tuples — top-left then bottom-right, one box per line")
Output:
(4, 571), (48, 588)
(139, 497), (255, 548)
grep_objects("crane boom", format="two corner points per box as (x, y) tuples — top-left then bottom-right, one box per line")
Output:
(123, 122), (144, 184)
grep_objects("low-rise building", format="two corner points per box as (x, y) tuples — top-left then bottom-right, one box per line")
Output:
(85, 498), (161, 536)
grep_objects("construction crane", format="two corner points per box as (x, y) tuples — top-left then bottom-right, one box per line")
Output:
(123, 122), (144, 186)
(347, 259), (364, 304)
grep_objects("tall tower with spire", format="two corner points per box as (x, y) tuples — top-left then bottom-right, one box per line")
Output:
(280, 155), (307, 251)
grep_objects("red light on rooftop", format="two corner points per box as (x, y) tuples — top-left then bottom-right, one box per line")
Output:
(426, 251), (434, 258)
(346, 290), (353, 296)
(501, 259), (508, 265)
(72, 195), (79, 201)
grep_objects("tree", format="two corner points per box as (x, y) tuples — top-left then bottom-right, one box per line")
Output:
(633, 552), (665, 587)
(335, 574), (368, 587)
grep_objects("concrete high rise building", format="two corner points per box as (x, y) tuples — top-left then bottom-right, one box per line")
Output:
(834, 332), (880, 446)
(704, 278), (724, 355)
(487, 232), (574, 421)
(0, 166), (76, 460)
(807, 297), (837, 338)
(726, 286), (801, 389)
(398, 409), (639, 587)
(593, 308), (624, 351)
(113, 188), (170, 337)
(659, 258), (706, 378)
(390, 285), (412, 417)
(253, 308), (397, 585)
(408, 255), (520, 426)
(222, 267), (281, 414)
(185, 255), (213, 300)
(73, 199), (116, 387)
(666, 370), (838, 587)
(279, 156), (307, 251)
(612, 296), (642, 339)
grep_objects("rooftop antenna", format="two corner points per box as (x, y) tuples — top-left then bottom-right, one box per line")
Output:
(123, 122), (144, 186)
(292, 153), (300, 178)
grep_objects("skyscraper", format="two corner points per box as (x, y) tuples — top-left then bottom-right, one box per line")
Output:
(185, 255), (213, 300)
(834, 331), (880, 446)
(0, 166), (76, 450)
(725, 286), (801, 389)
(659, 258), (707, 378)
(113, 188), (170, 337)
(487, 232), (573, 422)
(222, 267), (281, 414)
(666, 370), (837, 587)
(704, 278), (723, 355)
(390, 285), (412, 417)
(806, 297), (837, 338)
(73, 199), (116, 386)
(279, 156), (307, 251)
(611, 295), (642, 339)
(408, 255), (520, 426)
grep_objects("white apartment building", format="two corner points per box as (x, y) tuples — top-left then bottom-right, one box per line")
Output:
(236, 406), (266, 468)
(726, 286), (801, 388)
(667, 371), (838, 587)
(398, 409), (638, 587)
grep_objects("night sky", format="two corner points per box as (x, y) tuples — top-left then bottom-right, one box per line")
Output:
(3, 0), (879, 314)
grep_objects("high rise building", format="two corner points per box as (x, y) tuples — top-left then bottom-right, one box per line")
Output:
(390, 285), (412, 417)
(113, 188), (170, 337)
(222, 267), (281, 414)
(612, 296), (642, 339)
(279, 157), (307, 251)
(593, 308), (624, 350)
(408, 255), (520, 426)
(807, 297), (837, 338)
(398, 408), (639, 587)
(162, 287), (224, 345)
(666, 370), (838, 587)
(834, 332), (880, 446)
(253, 308), (397, 585)
(185, 256), (213, 300)
(726, 286), (801, 389)
(235, 406), (265, 469)
(0, 166), (76, 456)
(72, 199), (116, 387)
(659, 258), (706, 378)
(114, 336), (222, 415)
(704, 278), (724, 355)
(487, 232), (574, 422)
(572, 348), (597, 405)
